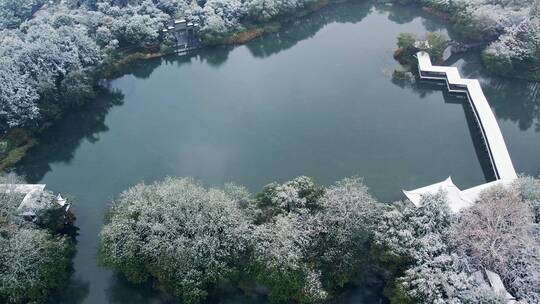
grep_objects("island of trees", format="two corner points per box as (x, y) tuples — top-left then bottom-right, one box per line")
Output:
(99, 175), (540, 304)
(1, 173), (538, 303)
(0, 0), (539, 169)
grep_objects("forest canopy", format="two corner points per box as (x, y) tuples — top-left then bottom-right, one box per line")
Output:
(0, 0), (333, 132)
(0, 0), (539, 132)
(99, 176), (540, 303)
(99, 176), (382, 303)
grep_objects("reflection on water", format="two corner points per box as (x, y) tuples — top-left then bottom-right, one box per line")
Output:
(390, 50), (540, 177)
(16, 90), (124, 183)
(448, 53), (540, 176)
(392, 78), (498, 181)
(446, 53), (540, 131)
(444, 53), (540, 133)
(492, 81), (540, 131)
(246, 1), (373, 58)
(105, 276), (176, 304)
(14, 1), (540, 303)
(49, 276), (90, 304)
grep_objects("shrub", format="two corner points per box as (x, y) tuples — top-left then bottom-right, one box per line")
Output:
(397, 32), (417, 50)
(426, 32), (448, 59)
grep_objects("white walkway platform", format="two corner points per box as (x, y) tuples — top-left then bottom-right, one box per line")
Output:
(403, 52), (517, 212)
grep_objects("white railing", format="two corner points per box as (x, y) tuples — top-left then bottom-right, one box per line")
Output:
(416, 51), (517, 181)
(403, 52), (518, 212)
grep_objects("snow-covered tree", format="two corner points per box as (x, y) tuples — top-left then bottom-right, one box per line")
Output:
(245, 0), (317, 22)
(99, 177), (252, 304)
(0, 57), (40, 129)
(374, 193), (454, 261)
(452, 184), (540, 303)
(374, 193), (502, 303)
(239, 177), (325, 302)
(0, 0), (45, 29)
(452, 187), (534, 273)
(248, 176), (380, 302)
(0, 6), (104, 130)
(376, 178), (540, 303)
(0, 229), (73, 304)
(515, 175), (540, 222)
(313, 177), (380, 289)
(100, 176), (382, 303)
(253, 176), (324, 222)
(483, 17), (540, 79)
(251, 212), (316, 302)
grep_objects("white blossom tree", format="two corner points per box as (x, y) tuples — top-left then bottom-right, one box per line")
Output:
(374, 193), (502, 303)
(452, 184), (540, 303)
(376, 178), (540, 303)
(99, 177), (252, 304)
(313, 177), (380, 289)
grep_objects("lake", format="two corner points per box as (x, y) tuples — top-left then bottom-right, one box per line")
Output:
(15, 1), (540, 303)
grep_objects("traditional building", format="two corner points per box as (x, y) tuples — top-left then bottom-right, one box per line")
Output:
(161, 19), (201, 54)
(0, 183), (69, 221)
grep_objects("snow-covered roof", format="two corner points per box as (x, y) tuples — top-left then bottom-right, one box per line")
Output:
(18, 189), (44, 211)
(402, 178), (516, 213)
(403, 177), (473, 212)
(473, 270), (516, 303)
(0, 184), (68, 216)
(0, 184), (46, 210)
(0, 184), (46, 193)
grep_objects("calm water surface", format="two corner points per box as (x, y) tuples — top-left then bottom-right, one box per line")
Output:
(16, 2), (540, 303)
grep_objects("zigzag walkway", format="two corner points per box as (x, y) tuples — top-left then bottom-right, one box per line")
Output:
(403, 52), (517, 212)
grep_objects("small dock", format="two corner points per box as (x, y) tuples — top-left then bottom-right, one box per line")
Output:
(403, 52), (517, 212)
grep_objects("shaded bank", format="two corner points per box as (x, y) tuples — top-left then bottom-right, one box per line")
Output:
(15, 89), (124, 183)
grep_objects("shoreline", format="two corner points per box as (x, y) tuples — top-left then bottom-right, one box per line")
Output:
(0, 0), (338, 171)
(1, 0), (536, 171)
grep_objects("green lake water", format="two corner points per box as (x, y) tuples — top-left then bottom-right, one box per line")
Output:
(15, 2), (540, 303)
